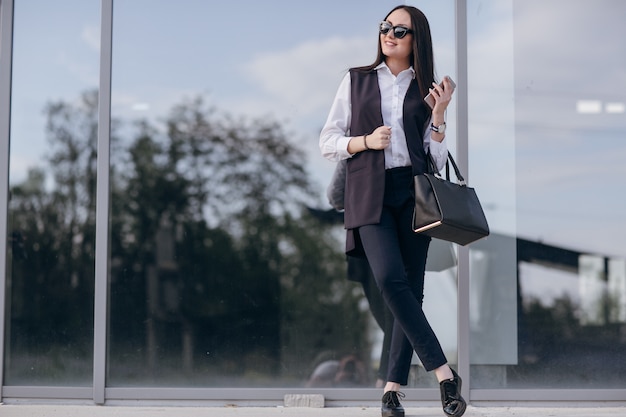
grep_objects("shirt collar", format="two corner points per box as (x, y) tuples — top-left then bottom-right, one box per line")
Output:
(375, 62), (415, 78)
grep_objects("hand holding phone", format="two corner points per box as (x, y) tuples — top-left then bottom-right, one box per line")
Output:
(424, 76), (456, 109)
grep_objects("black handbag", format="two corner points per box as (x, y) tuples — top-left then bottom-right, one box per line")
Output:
(412, 152), (489, 245)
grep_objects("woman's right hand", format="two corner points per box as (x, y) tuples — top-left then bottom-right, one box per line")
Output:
(367, 126), (392, 150)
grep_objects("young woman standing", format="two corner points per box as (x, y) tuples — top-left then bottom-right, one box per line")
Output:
(319, 5), (466, 417)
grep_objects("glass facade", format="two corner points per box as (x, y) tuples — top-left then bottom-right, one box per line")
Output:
(467, 0), (626, 391)
(0, 0), (625, 404)
(3, 0), (100, 386)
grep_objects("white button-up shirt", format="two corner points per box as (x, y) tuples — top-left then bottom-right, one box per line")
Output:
(319, 62), (447, 171)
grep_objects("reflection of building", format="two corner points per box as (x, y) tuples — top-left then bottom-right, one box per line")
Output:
(515, 238), (626, 326)
(312, 208), (626, 390)
(472, 235), (626, 388)
(146, 215), (194, 373)
(608, 259), (626, 323)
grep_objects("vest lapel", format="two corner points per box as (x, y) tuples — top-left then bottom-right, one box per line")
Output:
(403, 79), (429, 176)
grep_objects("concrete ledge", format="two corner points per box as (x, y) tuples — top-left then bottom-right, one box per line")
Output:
(283, 394), (325, 408)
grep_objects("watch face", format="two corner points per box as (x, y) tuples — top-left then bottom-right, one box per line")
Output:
(432, 122), (446, 133)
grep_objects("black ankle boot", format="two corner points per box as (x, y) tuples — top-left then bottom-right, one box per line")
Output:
(381, 390), (405, 417)
(439, 369), (467, 417)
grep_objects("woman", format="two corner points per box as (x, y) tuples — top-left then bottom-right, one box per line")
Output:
(319, 5), (466, 417)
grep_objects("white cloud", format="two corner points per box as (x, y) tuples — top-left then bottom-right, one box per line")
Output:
(241, 36), (374, 119)
(9, 154), (40, 185)
(55, 52), (98, 86)
(81, 24), (101, 52)
(217, 36), (377, 200)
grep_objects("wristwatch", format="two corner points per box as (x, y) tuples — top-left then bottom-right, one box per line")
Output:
(430, 122), (446, 134)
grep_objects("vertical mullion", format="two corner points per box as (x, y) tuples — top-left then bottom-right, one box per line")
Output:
(93, 0), (113, 405)
(454, 0), (471, 402)
(0, 0), (15, 401)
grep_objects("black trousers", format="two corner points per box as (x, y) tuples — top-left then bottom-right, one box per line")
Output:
(348, 256), (394, 381)
(358, 167), (447, 385)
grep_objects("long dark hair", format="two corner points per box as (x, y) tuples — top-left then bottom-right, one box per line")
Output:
(355, 5), (436, 101)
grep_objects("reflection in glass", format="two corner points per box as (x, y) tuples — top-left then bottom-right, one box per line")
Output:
(105, 95), (370, 387)
(468, 0), (626, 389)
(105, 0), (459, 389)
(107, 2), (362, 388)
(5, 0), (100, 386)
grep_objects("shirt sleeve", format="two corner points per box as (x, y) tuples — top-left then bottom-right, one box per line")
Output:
(423, 119), (448, 173)
(319, 72), (353, 162)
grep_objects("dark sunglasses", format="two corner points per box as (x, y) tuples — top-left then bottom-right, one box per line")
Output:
(379, 21), (413, 39)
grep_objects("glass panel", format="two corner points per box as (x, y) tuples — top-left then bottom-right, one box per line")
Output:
(467, 0), (519, 388)
(108, 0), (457, 388)
(411, 0), (459, 389)
(469, 0), (626, 389)
(4, 0), (100, 386)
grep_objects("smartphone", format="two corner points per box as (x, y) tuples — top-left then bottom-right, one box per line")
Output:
(424, 76), (456, 109)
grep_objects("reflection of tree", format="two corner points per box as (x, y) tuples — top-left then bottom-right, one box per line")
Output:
(515, 294), (626, 386)
(7, 91), (369, 385)
(8, 91), (101, 364)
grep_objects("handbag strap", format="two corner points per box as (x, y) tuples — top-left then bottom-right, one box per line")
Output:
(427, 151), (467, 186)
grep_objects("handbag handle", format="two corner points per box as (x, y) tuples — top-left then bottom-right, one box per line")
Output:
(427, 151), (466, 186)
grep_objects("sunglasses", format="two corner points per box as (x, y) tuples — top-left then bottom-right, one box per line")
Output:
(379, 21), (413, 39)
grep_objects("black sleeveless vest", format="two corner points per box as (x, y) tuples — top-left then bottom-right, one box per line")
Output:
(344, 68), (430, 256)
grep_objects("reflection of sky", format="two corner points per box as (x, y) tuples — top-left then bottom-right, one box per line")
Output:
(9, 0), (100, 178)
(512, 0), (626, 256)
(109, 0), (456, 206)
(9, 0), (455, 192)
(8, 0), (626, 257)
(467, 0), (626, 256)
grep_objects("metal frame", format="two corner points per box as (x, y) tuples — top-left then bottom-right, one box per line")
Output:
(454, 0), (470, 402)
(471, 389), (626, 403)
(2, 386), (93, 401)
(0, 0), (624, 406)
(0, 0), (15, 402)
(93, 0), (113, 405)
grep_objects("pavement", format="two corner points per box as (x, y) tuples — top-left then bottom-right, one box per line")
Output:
(1, 405), (625, 417)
